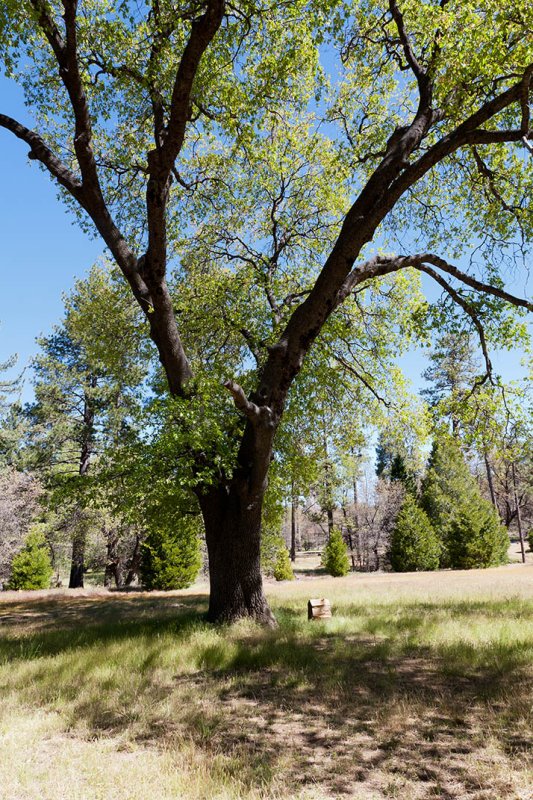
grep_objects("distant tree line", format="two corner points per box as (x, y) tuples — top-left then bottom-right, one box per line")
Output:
(0, 270), (531, 590)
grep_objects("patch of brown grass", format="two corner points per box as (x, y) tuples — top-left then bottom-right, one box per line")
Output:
(1, 565), (532, 799)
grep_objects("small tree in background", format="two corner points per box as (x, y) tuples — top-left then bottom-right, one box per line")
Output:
(140, 516), (202, 591)
(261, 530), (295, 581)
(0, 467), (42, 586)
(322, 528), (350, 577)
(446, 496), (509, 569)
(388, 494), (440, 572)
(421, 433), (509, 568)
(7, 526), (53, 590)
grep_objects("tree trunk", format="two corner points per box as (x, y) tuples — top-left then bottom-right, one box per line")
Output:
(290, 483), (297, 562)
(69, 527), (85, 588)
(104, 529), (122, 588)
(69, 378), (96, 589)
(124, 534), (142, 586)
(198, 482), (276, 626)
(512, 462), (526, 564)
(483, 449), (498, 511)
(341, 502), (356, 571)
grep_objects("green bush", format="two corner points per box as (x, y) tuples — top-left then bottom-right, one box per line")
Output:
(446, 496), (509, 569)
(261, 530), (294, 580)
(388, 494), (440, 572)
(322, 528), (350, 577)
(7, 526), (53, 590)
(140, 516), (202, 591)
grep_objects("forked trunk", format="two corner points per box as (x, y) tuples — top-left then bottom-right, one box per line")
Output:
(198, 482), (276, 626)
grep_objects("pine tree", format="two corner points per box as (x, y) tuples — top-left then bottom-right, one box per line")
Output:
(7, 526), (53, 590)
(388, 494), (440, 572)
(421, 434), (509, 568)
(376, 436), (417, 494)
(421, 332), (480, 436)
(322, 528), (350, 577)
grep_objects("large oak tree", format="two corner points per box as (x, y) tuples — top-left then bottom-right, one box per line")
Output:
(1, 0), (532, 623)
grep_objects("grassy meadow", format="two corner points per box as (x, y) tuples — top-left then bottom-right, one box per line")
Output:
(1, 563), (532, 800)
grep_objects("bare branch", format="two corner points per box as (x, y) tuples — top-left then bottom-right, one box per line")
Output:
(331, 352), (391, 407)
(416, 254), (532, 311)
(522, 135), (533, 153)
(412, 262), (494, 381)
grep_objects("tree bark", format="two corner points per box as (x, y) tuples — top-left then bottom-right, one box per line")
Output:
(104, 528), (122, 588)
(198, 481), (276, 626)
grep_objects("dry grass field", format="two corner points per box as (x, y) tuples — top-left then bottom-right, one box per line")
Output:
(1, 563), (532, 800)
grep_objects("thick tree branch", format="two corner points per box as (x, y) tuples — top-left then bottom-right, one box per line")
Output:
(25, 0), (205, 396)
(0, 113), (82, 196)
(253, 65), (533, 422)
(140, 0), (225, 392)
(389, 65), (533, 204)
(224, 381), (273, 426)
(29, 0), (65, 61)
(153, 0), (224, 174)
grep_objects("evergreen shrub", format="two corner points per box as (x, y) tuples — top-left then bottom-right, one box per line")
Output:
(446, 496), (509, 569)
(421, 434), (508, 569)
(7, 526), (53, 590)
(388, 494), (440, 572)
(261, 530), (294, 580)
(140, 516), (202, 590)
(322, 528), (350, 577)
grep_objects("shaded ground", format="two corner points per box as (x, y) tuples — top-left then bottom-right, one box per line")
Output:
(1, 566), (532, 799)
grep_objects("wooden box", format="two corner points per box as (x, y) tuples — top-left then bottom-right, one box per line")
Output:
(308, 598), (332, 620)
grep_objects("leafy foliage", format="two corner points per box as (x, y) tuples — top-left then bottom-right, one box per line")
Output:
(322, 527), (350, 577)
(388, 494), (440, 572)
(1, 0), (532, 618)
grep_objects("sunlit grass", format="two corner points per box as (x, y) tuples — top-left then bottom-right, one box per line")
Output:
(1, 565), (532, 799)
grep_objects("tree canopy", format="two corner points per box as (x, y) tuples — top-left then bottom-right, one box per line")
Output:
(0, 0), (532, 622)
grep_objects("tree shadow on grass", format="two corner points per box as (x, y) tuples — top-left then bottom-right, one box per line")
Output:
(1, 594), (532, 799)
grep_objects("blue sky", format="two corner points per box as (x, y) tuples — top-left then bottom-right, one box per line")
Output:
(0, 78), (103, 397)
(0, 75), (530, 406)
